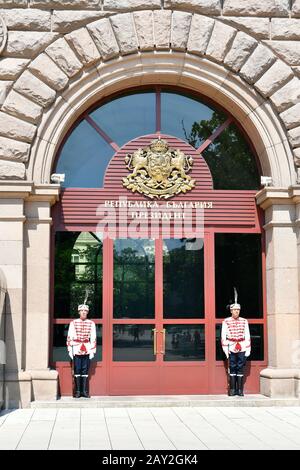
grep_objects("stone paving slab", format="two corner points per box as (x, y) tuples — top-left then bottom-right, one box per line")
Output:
(30, 395), (300, 408)
(1, 406), (300, 450)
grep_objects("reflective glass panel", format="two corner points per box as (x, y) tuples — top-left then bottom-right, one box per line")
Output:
(215, 324), (264, 361)
(52, 324), (102, 362)
(113, 324), (155, 361)
(56, 119), (114, 188)
(163, 324), (205, 361)
(163, 238), (204, 319)
(90, 92), (156, 147)
(215, 233), (263, 319)
(54, 232), (103, 318)
(113, 239), (155, 319)
(161, 91), (225, 145)
(202, 122), (260, 189)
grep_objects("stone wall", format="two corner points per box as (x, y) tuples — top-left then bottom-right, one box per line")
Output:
(0, 0), (299, 182)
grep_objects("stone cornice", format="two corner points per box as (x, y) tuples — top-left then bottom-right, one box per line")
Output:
(0, 182), (61, 205)
(256, 185), (300, 209)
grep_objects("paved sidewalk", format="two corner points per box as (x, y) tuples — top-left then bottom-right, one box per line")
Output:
(1, 406), (300, 450)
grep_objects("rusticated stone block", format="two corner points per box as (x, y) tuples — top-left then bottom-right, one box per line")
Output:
(0, 58), (29, 81)
(165, 0), (221, 15)
(0, 1), (27, 7)
(270, 77), (300, 113)
(87, 18), (119, 60)
(0, 81), (13, 105)
(110, 13), (138, 55)
(2, 32), (59, 59)
(206, 21), (236, 62)
(0, 8), (51, 31)
(2, 90), (43, 125)
(171, 11), (192, 51)
(271, 19), (300, 40)
(224, 31), (257, 72)
(288, 126), (300, 147)
(0, 159), (25, 180)
(29, 53), (69, 92)
(0, 111), (36, 143)
(66, 28), (100, 66)
(103, 0), (161, 10)
(30, 0), (100, 9)
(264, 41), (300, 66)
(187, 14), (215, 56)
(223, 0), (289, 17)
(14, 71), (56, 108)
(133, 11), (154, 51)
(221, 17), (270, 39)
(45, 38), (83, 78)
(240, 44), (276, 84)
(292, 0), (300, 17)
(280, 103), (300, 130)
(0, 136), (30, 163)
(254, 60), (294, 97)
(52, 10), (109, 33)
(153, 10), (171, 49)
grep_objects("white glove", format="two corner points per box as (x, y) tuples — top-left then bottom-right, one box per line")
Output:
(69, 352), (73, 360)
(223, 349), (229, 359)
(245, 351), (250, 358)
(89, 352), (95, 360)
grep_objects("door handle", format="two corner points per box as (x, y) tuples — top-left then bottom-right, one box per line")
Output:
(152, 328), (158, 355)
(160, 328), (166, 355)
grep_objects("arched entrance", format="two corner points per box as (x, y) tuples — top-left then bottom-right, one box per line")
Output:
(50, 87), (267, 396)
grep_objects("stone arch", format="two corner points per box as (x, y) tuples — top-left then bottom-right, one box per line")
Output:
(0, 10), (298, 186)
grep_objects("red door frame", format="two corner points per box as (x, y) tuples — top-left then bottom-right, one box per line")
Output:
(51, 225), (267, 396)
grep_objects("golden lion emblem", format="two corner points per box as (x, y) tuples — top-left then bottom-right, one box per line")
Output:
(122, 138), (195, 199)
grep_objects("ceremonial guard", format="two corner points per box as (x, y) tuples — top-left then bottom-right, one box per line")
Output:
(221, 289), (251, 396)
(66, 296), (96, 398)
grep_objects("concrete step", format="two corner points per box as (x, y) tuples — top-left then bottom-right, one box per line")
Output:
(31, 395), (300, 408)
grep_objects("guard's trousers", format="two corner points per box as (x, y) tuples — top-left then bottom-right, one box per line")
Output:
(74, 354), (90, 377)
(229, 351), (246, 376)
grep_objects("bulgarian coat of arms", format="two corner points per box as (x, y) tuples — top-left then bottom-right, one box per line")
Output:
(122, 138), (196, 199)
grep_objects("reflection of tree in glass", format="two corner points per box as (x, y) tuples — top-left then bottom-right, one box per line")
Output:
(114, 243), (154, 318)
(55, 232), (102, 318)
(183, 111), (260, 190)
(163, 240), (203, 318)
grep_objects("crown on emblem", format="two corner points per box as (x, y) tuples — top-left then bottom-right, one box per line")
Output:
(149, 138), (168, 153)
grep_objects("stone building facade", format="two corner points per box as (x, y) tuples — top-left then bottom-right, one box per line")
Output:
(0, 0), (299, 407)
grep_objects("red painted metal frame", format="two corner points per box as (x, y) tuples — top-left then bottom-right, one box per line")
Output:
(50, 87), (267, 395)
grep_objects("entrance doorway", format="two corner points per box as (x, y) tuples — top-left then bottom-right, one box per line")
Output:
(52, 229), (266, 396)
(51, 87), (267, 395)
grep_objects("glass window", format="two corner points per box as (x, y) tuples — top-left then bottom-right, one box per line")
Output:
(215, 233), (263, 319)
(54, 231), (103, 318)
(161, 91), (224, 145)
(52, 324), (102, 362)
(215, 324), (264, 361)
(163, 238), (204, 319)
(113, 239), (155, 319)
(56, 119), (114, 188)
(55, 88), (259, 190)
(90, 92), (156, 147)
(163, 324), (205, 361)
(113, 324), (155, 361)
(201, 122), (260, 189)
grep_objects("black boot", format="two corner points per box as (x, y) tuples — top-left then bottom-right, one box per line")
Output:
(74, 376), (81, 398)
(228, 375), (236, 396)
(81, 375), (90, 398)
(236, 375), (244, 396)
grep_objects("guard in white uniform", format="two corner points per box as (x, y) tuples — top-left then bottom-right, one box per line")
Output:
(221, 289), (251, 396)
(67, 303), (96, 398)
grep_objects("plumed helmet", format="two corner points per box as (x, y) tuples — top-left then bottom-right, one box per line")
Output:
(229, 287), (241, 310)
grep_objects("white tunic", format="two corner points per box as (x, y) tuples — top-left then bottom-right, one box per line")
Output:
(221, 316), (251, 357)
(67, 318), (97, 359)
